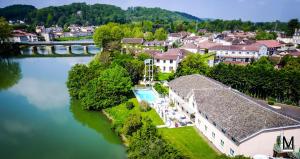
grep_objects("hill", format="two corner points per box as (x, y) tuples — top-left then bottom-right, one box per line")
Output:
(0, 3), (203, 26)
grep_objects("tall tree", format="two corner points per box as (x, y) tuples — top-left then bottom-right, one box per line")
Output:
(0, 17), (12, 42)
(286, 19), (300, 36)
(154, 28), (167, 40)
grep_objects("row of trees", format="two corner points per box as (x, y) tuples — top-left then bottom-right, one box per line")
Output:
(208, 57), (300, 105)
(93, 23), (167, 49)
(174, 53), (300, 106)
(2, 4), (300, 36)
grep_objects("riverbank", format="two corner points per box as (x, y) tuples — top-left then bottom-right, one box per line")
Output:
(102, 98), (220, 159)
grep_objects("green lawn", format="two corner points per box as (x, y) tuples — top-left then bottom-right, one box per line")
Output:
(159, 126), (218, 159)
(158, 72), (172, 81)
(104, 98), (164, 126)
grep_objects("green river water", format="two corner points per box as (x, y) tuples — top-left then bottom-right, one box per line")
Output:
(0, 57), (126, 159)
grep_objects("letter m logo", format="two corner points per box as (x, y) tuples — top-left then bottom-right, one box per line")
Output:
(283, 136), (294, 151)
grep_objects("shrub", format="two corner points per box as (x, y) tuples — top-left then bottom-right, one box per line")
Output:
(122, 113), (143, 136)
(126, 101), (135, 110)
(267, 97), (275, 105)
(139, 100), (151, 112)
(268, 100), (275, 105)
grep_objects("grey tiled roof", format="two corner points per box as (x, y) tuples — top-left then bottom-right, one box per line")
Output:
(169, 75), (300, 144)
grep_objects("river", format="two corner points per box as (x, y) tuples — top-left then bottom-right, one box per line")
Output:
(0, 57), (126, 159)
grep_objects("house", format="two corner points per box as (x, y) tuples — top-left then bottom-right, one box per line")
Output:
(9, 30), (38, 42)
(293, 28), (300, 45)
(167, 32), (190, 45)
(209, 43), (268, 64)
(154, 48), (188, 73)
(143, 40), (167, 47)
(169, 74), (300, 158)
(182, 36), (201, 44)
(256, 40), (282, 55)
(197, 40), (219, 53)
(121, 38), (145, 52)
(180, 43), (200, 54)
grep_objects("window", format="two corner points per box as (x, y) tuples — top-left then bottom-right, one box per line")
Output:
(233, 58), (236, 61)
(221, 140), (224, 147)
(246, 52), (249, 54)
(163, 66), (166, 71)
(205, 125), (207, 131)
(157, 59), (160, 62)
(170, 60), (173, 63)
(230, 148), (235, 156)
(212, 132), (215, 139)
(169, 67), (173, 71)
(239, 52), (241, 54)
(163, 60), (166, 63)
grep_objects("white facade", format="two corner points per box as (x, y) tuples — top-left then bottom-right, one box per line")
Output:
(154, 58), (179, 73)
(211, 45), (268, 63)
(169, 88), (300, 158)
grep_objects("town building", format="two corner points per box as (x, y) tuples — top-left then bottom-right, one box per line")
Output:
(209, 43), (268, 64)
(293, 28), (300, 45)
(153, 48), (189, 73)
(9, 30), (38, 42)
(180, 43), (200, 54)
(168, 74), (300, 158)
(256, 40), (282, 55)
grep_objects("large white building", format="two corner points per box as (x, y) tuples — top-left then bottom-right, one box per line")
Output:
(153, 48), (188, 73)
(9, 30), (38, 42)
(209, 43), (268, 64)
(169, 75), (300, 158)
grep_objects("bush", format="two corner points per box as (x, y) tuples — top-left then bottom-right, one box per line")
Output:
(126, 101), (135, 110)
(139, 100), (151, 112)
(267, 97), (275, 105)
(268, 100), (275, 105)
(154, 83), (169, 96)
(122, 113), (143, 136)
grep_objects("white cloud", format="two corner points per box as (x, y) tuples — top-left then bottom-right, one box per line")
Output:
(9, 77), (69, 110)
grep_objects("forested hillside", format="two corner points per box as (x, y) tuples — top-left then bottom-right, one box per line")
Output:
(0, 3), (202, 27)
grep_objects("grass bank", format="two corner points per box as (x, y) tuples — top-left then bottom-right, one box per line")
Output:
(159, 126), (219, 159)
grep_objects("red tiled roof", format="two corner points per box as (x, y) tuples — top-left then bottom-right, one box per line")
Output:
(12, 30), (36, 37)
(288, 50), (300, 57)
(197, 40), (219, 49)
(181, 43), (198, 49)
(121, 38), (144, 44)
(154, 48), (187, 60)
(256, 40), (282, 48)
(210, 43), (264, 52)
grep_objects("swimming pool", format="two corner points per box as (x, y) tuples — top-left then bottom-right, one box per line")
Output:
(134, 89), (158, 104)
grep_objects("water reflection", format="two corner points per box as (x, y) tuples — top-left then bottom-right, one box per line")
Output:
(70, 100), (122, 145)
(0, 59), (22, 90)
(9, 77), (68, 110)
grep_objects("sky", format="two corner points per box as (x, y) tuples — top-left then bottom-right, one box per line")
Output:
(0, 0), (299, 22)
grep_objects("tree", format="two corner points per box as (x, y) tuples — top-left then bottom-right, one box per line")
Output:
(123, 59), (144, 84)
(0, 59), (21, 90)
(132, 27), (144, 38)
(255, 30), (277, 40)
(144, 32), (154, 41)
(80, 65), (133, 110)
(93, 25), (112, 48)
(67, 64), (91, 99)
(127, 118), (184, 159)
(286, 19), (299, 36)
(122, 113), (143, 136)
(0, 17), (12, 42)
(175, 53), (209, 77)
(154, 28), (167, 40)
(137, 52), (151, 61)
